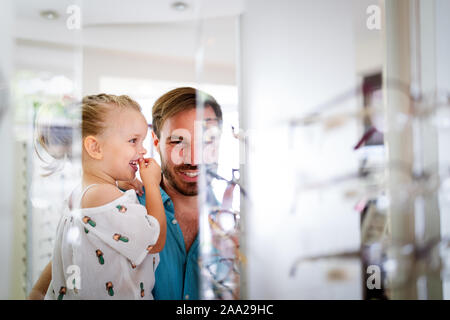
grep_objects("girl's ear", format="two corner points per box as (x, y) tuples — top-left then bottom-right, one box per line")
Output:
(151, 131), (160, 154)
(84, 136), (103, 160)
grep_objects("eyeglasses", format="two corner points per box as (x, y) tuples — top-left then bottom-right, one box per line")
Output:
(286, 79), (450, 298)
(209, 207), (240, 237)
(199, 168), (244, 300)
(206, 167), (247, 199)
(289, 236), (450, 294)
(289, 78), (450, 129)
(203, 257), (240, 300)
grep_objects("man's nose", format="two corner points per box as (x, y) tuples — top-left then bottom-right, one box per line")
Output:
(184, 141), (199, 165)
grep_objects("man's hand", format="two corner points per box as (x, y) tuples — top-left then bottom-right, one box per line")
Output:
(117, 178), (144, 196)
(138, 158), (161, 188)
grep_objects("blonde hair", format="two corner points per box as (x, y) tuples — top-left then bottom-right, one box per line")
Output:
(82, 93), (141, 137)
(35, 93), (142, 175)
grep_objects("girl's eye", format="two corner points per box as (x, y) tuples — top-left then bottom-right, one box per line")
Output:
(170, 140), (182, 145)
(129, 138), (137, 143)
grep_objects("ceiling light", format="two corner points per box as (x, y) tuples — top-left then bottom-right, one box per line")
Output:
(40, 10), (59, 20)
(172, 1), (188, 11)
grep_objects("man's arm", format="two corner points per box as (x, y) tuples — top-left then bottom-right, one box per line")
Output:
(27, 261), (51, 300)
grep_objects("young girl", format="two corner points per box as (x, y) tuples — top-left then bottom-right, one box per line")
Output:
(38, 94), (166, 299)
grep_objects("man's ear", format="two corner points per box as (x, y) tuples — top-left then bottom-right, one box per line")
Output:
(151, 131), (160, 154)
(83, 136), (103, 160)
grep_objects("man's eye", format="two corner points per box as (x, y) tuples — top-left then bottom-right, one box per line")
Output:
(170, 140), (182, 145)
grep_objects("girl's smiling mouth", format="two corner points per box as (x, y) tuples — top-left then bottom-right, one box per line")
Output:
(129, 160), (139, 171)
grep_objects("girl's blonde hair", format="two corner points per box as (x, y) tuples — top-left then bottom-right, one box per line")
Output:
(35, 93), (142, 175)
(81, 93), (141, 137)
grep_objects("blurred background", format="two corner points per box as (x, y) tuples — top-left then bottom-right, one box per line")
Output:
(1, 0), (449, 300)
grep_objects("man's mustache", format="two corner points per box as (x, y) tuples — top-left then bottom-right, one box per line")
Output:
(174, 164), (218, 172)
(175, 164), (199, 171)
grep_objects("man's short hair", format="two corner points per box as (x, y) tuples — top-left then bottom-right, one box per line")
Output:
(151, 87), (223, 139)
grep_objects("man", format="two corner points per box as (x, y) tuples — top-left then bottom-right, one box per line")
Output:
(28, 87), (223, 300)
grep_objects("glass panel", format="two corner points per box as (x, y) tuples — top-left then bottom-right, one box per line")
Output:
(193, 7), (241, 299)
(2, 0), (450, 301)
(3, 0), (244, 300)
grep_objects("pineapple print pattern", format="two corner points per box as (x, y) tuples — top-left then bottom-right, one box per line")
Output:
(106, 281), (114, 296)
(140, 282), (145, 298)
(113, 233), (129, 242)
(72, 202), (156, 299)
(72, 278), (79, 294)
(82, 216), (96, 227)
(116, 205), (127, 213)
(58, 286), (66, 300)
(96, 249), (104, 265)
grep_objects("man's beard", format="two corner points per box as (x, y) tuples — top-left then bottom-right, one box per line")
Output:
(162, 161), (199, 196)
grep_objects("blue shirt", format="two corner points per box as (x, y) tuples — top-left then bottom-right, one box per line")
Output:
(137, 187), (199, 300)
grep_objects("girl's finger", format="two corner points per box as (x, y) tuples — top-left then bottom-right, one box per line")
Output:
(138, 158), (145, 168)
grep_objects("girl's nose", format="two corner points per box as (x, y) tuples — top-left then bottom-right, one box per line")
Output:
(139, 146), (147, 156)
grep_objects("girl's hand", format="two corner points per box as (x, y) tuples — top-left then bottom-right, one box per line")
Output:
(138, 158), (162, 188)
(117, 178), (144, 196)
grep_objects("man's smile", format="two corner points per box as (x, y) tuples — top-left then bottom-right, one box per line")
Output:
(177, 169), (199, 182)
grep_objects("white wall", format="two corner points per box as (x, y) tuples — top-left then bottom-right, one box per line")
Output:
(436, 0), (450, 94)
(82, 47), (235, 96)
(436, 0), (450, 216)
(241, 0), (362, 299)
(436, 0), (450, 300)
(0, 0), (14, 300)
(352, 0), (383, 76)
(14, 40), (79, 78)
